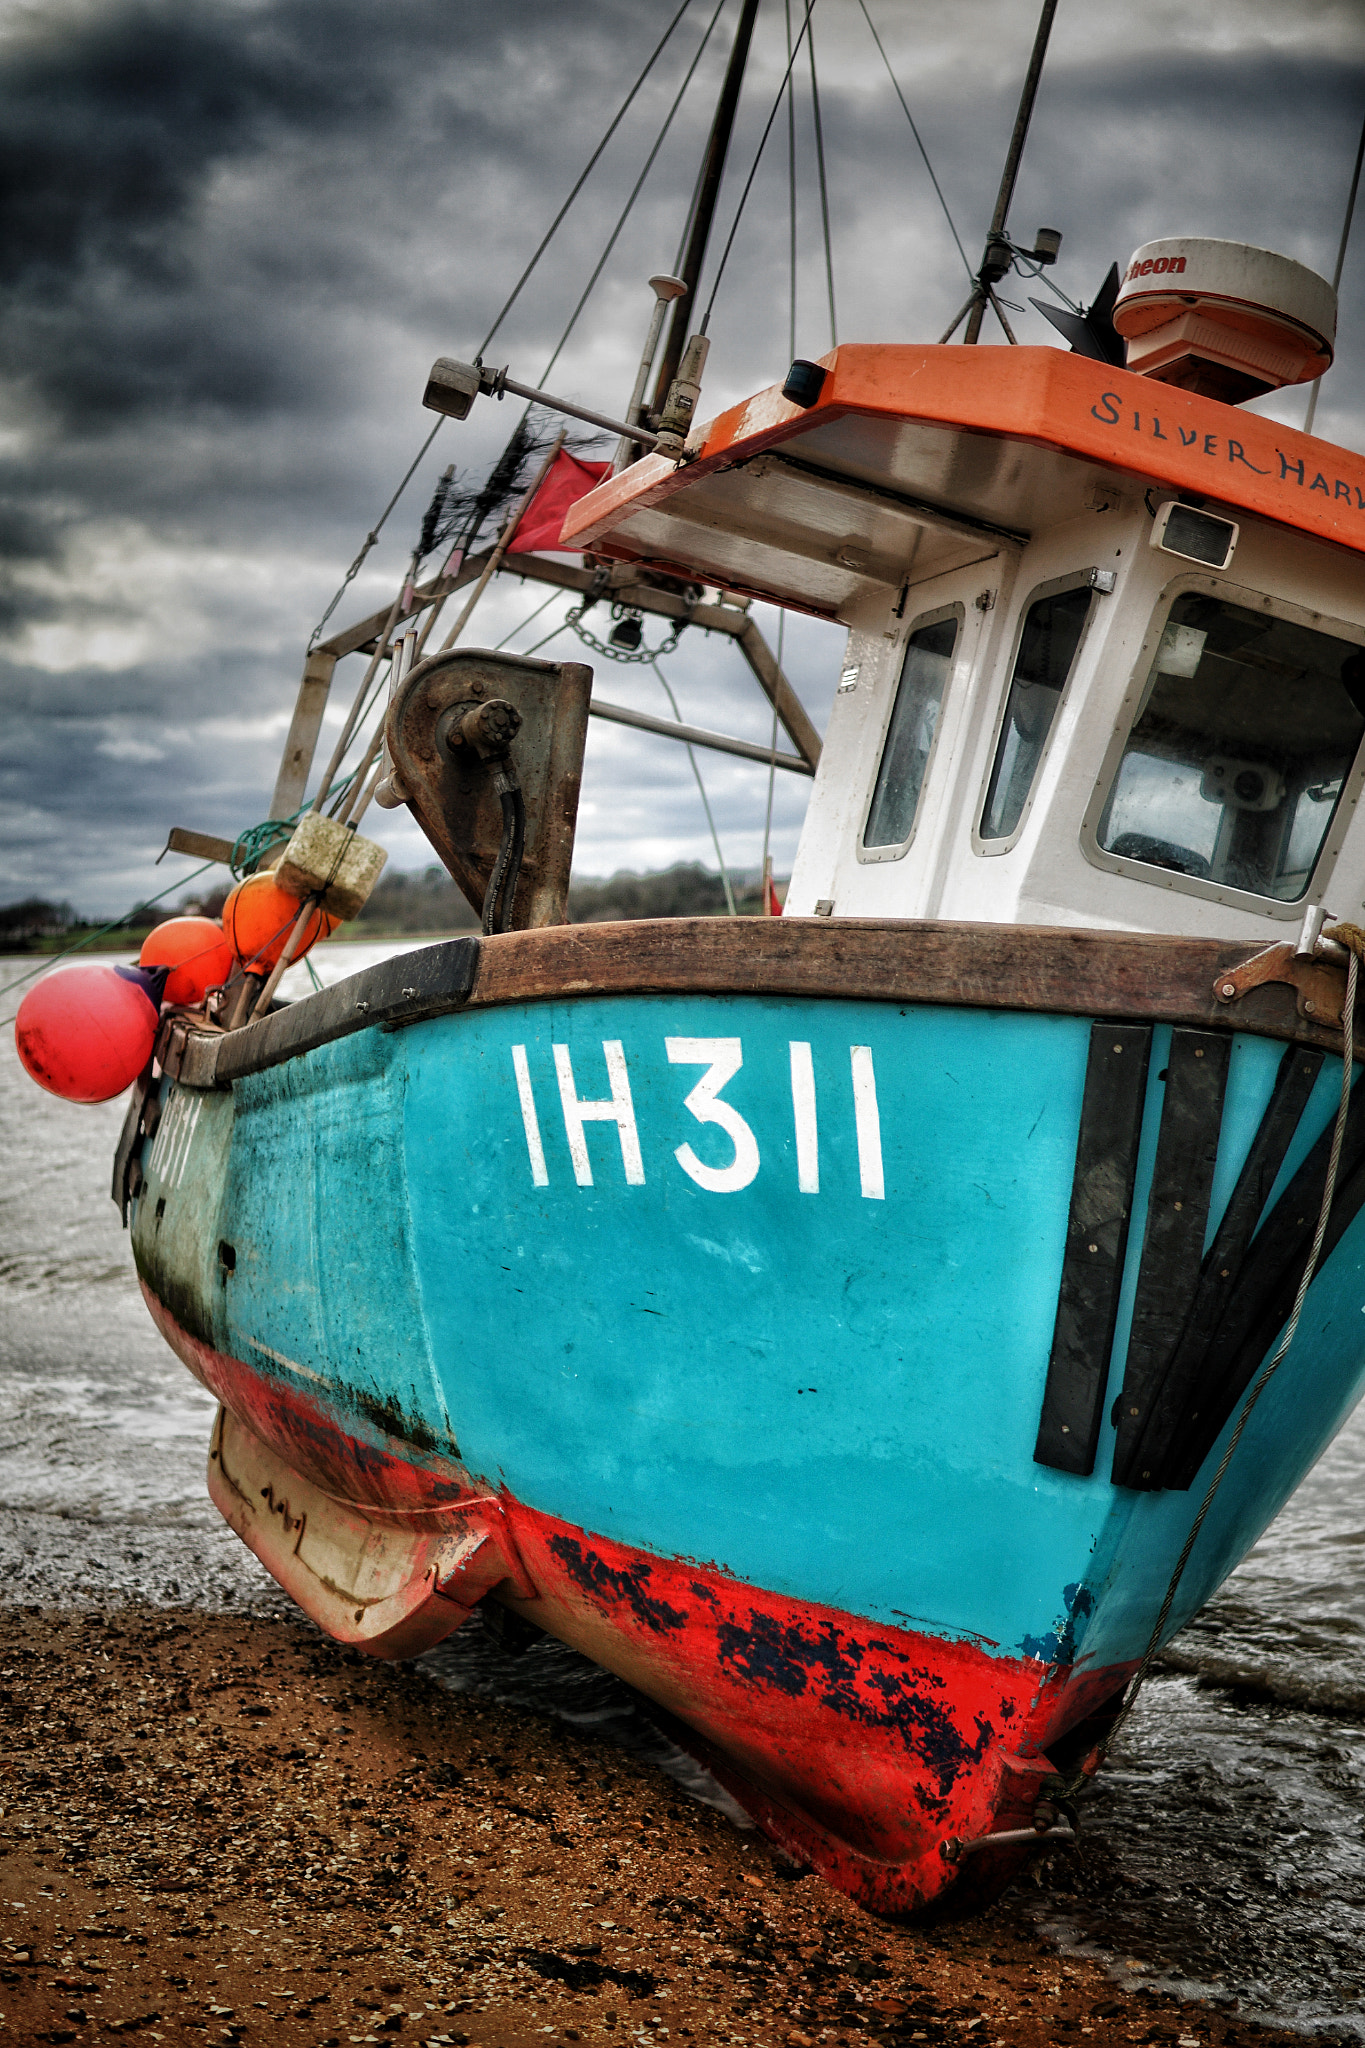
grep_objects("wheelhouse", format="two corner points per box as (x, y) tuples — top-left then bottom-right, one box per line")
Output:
(564, 343), (1365, 941)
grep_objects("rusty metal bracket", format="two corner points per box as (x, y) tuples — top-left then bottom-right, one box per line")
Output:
(1212, 941), (1348, 1031)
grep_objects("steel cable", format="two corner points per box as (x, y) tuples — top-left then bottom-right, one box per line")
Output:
(854, 0), (973, 282)
(806, 14), (837, 347)
(538, 0), (729, 390)
(701, 0), (818, 332)
(305, 0), (699, 662)
(649, 658), (737, 916)
(475, 0), (698, 360)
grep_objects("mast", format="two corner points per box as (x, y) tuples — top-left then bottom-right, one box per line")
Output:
(962, 0), (1059, 345)
(650, 0), (762, 414)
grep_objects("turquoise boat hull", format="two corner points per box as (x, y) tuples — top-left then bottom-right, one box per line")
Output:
(124, 921), (1365, 1911)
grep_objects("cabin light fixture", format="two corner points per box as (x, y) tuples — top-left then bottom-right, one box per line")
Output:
(782, 360), (827, 409)
(1149, 500), (1239, 571)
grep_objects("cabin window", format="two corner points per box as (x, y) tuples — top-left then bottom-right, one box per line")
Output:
(862, 608), (961, 854)
(1094, 591), (1365, 903)
(979, 583), (1093, 843)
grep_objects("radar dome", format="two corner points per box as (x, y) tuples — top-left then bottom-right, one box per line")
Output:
(1112, 238), (1335, 404)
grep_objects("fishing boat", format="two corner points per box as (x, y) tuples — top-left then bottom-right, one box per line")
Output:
(71, 5), (1365, 1912)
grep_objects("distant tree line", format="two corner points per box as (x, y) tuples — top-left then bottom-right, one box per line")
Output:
(344, 861), (776, 930)
(0, 896), (78, 942)
(0, 862), (784, 954)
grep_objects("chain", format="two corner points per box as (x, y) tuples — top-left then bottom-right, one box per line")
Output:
(567, 602), (683, 665)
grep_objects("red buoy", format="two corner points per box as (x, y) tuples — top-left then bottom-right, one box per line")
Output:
(140, 916), (235, 1007)
(15, 963), (161, 1103)
(223, 873), (336, 971)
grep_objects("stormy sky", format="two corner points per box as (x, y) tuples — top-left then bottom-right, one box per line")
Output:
(2, 0), (1363, 917)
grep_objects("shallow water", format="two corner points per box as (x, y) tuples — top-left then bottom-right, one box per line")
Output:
(3, 940), (1364, 2035)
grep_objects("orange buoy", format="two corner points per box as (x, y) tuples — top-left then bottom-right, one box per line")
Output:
(140, 916), (236, 1007)
(15, 963), (162, 1103)
(223, 872), (336, 971)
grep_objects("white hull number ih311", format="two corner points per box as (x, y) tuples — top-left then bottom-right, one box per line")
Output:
(510, 1038), (885, 1199)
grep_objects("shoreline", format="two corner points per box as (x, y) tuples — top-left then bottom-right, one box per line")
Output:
(1, 1604), (1321, 2048)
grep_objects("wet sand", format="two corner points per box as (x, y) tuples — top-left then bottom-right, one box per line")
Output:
(0, 1607), (1320, 2048)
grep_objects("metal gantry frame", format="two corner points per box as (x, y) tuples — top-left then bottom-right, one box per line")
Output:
(269, 546), (821, 823)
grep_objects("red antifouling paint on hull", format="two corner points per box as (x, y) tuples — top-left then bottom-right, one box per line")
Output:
(143, 1285), (1125, 1915)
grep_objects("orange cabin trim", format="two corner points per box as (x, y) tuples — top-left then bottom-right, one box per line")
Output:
(559, 344), (1365, 561)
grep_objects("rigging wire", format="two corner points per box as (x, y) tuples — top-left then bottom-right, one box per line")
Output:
(649, 659), (738, 916)
(1010, 245), (1085, 316)
(476, 0), (698, 359)
(413, 4), (727, 645)
(761, 610), (784, 899)
(1304, 107), (1365, 437)
(0, 860), (219, 1025)
(538, 0), (729, 390)
(854, 0), (972, 283)
(784, 0), (798, 361)
(701, 0), (819, 333)
(304, 0), (698, 663)
(305, 422), (443, 654)
(494, 588), (564, 650)
(807, 14), (837, 347)
(520, 617), (576, 660)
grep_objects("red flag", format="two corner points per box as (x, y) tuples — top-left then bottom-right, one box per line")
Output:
(766, 875), (784, 917)
(510, 449), (611, 553)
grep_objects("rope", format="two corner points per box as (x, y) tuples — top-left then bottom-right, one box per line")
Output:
(807, 13), (837, 348)
(475, 0), (697, 359)
(230, 816), (297, 878)
(1082, 943), (1361, 1786)
(701, 0), (818, 333)
(230, 764), (361, 877)
(855, 0), (973, 282)
(649, 658), (737, 917)
(0, 777), (371, 1027)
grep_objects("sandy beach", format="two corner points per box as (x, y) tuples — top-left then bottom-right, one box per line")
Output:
(0, 1604), (1320, 2048)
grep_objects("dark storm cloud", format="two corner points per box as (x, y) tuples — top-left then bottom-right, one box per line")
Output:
(0, 0), (711, 433)
(2, 0), (1364, 913)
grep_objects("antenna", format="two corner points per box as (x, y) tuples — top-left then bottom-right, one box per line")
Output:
(613, 275), (688, 474)
(961, 0), (1059, 346)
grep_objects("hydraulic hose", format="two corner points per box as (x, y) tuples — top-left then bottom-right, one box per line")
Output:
(482, 779), (526, 936)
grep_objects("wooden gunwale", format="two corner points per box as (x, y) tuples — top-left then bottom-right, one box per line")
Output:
(158, 919), (1361, 1093)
